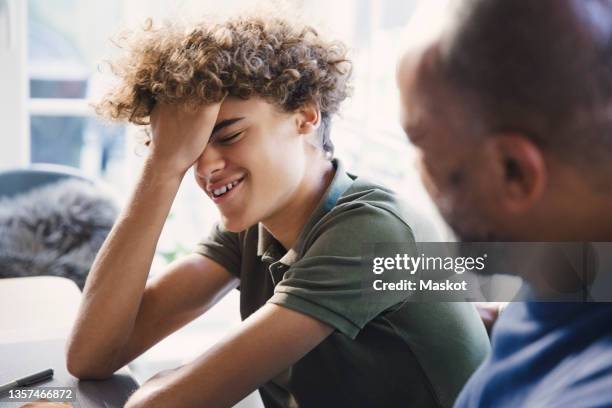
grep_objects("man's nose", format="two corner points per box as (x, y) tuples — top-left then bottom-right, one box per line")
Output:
(194, 145), (225, 180)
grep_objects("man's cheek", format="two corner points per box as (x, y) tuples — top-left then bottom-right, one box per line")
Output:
(416, 157), (462, 225)
(417, 155), (443, 201)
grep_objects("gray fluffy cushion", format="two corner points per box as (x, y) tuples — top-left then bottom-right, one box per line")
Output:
(0, 179), (119, 289)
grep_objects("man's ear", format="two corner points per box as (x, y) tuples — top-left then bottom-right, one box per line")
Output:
(486, 133), (547, 213)
(296, 102), (321, 135)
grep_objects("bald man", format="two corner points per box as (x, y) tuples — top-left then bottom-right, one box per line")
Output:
(398, 0), (612, 406)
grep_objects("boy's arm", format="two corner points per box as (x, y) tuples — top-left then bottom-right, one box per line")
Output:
(103, 254), (239, 372)
(124, 303), (333, 408)
(66, 103), (227, 378)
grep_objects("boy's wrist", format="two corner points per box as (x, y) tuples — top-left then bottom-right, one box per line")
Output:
(142, 154), (188, 187)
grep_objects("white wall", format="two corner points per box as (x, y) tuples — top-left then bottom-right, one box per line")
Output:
(0, 0), (28, 169)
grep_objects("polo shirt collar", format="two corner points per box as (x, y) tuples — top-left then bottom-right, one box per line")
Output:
(256, 158), (354, 265)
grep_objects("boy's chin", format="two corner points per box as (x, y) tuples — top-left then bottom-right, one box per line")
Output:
(220, 216), (251, 233)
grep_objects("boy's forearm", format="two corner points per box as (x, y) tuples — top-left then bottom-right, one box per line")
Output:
(125, 304), (333, 408)
(123, 368), (186, 408)
(67, 158), (184, 376)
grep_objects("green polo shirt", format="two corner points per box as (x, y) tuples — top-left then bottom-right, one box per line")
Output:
(195, 160), (490, 408)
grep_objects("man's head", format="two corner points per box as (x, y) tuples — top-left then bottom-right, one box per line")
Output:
(98, 15), (351, 231)
(398, 0), (612, 241)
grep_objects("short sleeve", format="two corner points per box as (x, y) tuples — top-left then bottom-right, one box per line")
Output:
(268, 203), (417, 339)
(194, 222), (242, 278)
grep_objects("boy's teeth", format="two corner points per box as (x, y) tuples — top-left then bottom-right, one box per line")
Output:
(212, 178), (242, 198)
(214, 186), (227, 196)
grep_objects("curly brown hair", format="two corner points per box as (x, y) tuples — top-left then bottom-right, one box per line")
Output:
(96, 15), (352, 155)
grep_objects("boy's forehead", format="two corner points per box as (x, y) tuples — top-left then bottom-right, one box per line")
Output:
(216, 96), (282, 124)
(219, 96), (248, 110)
(218, 97), (261, 115)
(216, 97), (251, 121)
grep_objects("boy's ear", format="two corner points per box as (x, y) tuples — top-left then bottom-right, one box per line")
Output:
(296, 102), (321, 134)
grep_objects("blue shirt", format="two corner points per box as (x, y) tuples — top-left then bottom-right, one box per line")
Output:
(454, 302), (612, 408)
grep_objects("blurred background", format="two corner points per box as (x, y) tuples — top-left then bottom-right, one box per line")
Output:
(0, 0), (450, 406)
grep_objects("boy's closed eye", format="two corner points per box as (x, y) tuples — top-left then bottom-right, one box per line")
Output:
(210, 117), (245, 144)
(215, 130), (245, 145)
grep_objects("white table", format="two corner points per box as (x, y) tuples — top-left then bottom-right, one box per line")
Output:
(0, 276), (81, 343)
(0, 276), (139, 407)
(0, 276), (263, 407)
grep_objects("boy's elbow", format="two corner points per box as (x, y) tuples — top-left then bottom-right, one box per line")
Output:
(66, 344), (116, 380)
(66, 357), (113, 380)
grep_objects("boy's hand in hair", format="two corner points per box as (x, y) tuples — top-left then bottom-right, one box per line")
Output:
(148, 102), (222, 179)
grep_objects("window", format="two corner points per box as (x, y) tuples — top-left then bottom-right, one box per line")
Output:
(28, 0), (127, 186)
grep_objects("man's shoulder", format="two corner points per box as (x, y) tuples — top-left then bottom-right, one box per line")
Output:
(457, 328), (612, 408)
(528, 334), (612, 407)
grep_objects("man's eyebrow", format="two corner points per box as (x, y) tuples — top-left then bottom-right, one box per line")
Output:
(212, 117), (245, 134)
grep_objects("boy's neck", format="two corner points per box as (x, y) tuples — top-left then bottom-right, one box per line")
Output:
(263, 158), (335, 251)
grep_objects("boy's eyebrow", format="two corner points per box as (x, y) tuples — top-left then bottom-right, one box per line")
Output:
(212, 117), (245, 134)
